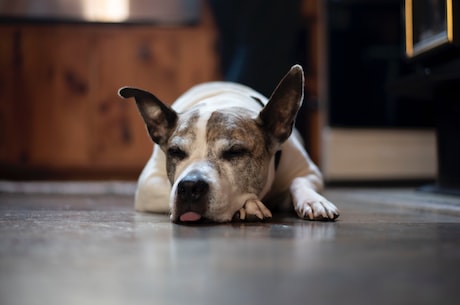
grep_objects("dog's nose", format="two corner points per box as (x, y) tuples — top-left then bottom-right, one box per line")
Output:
(177, 172), (209, 202)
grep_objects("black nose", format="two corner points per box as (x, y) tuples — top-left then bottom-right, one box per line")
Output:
(177, 172), (209, 202)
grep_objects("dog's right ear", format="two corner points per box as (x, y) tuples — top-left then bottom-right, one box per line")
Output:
(257, 65), (304, 146)
(118, 87), (177, 146)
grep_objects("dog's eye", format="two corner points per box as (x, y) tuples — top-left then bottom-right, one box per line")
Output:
(222, 146), (249, 161)
(167, 147), (187, 161)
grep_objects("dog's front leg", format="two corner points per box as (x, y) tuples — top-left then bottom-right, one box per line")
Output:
(290, 176), (340, 221)
(233, 197), (272, 222)
(135, 148), (171, 213)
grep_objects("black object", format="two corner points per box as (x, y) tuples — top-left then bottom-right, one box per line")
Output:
(326, 0), (434, 128)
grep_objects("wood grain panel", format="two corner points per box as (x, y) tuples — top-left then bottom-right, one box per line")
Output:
(0, 22), (218, 179)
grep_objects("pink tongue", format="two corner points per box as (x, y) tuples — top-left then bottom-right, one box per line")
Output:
(180, 212), (202, 222)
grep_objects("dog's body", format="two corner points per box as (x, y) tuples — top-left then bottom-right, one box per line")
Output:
(119, 65), (339, 223)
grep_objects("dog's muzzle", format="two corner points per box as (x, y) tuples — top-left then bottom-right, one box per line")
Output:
(175, 170), (209, 222)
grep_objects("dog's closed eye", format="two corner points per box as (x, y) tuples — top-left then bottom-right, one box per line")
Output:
(167, 147), (188, 161)
(222, 146), (250, 161)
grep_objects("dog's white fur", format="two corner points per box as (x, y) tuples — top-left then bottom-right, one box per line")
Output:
(120, 65), (339, 223)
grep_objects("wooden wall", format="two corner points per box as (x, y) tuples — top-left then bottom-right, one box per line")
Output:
(0, 18), (219, 179)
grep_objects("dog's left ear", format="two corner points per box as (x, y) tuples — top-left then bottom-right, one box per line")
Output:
(118, 87), (177, 146)
(258, 64), (304, 144)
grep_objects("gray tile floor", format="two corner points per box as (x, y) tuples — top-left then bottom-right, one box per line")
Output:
(1, 184), (460, 305)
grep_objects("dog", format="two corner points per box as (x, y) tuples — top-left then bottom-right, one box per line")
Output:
(119, 65), (339, 223)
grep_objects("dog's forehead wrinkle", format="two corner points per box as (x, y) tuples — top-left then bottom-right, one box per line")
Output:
(215, 138), (241, 148)
(206, 110), (266, 152)
(207, 110), (256, 131)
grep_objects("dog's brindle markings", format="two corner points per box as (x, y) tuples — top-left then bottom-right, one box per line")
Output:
(119, 65), (340, 223)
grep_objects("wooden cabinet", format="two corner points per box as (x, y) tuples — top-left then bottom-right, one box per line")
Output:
(0, 23), (218, 179)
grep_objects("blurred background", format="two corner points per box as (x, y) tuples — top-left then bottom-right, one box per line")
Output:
(0, 0), (459, 191)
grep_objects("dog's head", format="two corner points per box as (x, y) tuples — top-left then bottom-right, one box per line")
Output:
(119, 65), (304, 223)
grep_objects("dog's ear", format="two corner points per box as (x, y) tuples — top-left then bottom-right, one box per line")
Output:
(118, 87), (177, 146)
(258, 64), (304, 144)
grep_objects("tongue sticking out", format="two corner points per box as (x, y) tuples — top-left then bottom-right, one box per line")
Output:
(179, 212), (202, 222)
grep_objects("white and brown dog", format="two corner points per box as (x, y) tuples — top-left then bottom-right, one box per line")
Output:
(119, 65), (339, 223)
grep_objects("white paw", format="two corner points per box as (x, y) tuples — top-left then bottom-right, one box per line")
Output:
(294, 197), (340, 221)
(233, 199), (272, 222)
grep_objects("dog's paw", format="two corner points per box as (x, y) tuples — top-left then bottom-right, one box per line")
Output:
(233, 199), (272, 222)
(294, 197), (340, 221)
